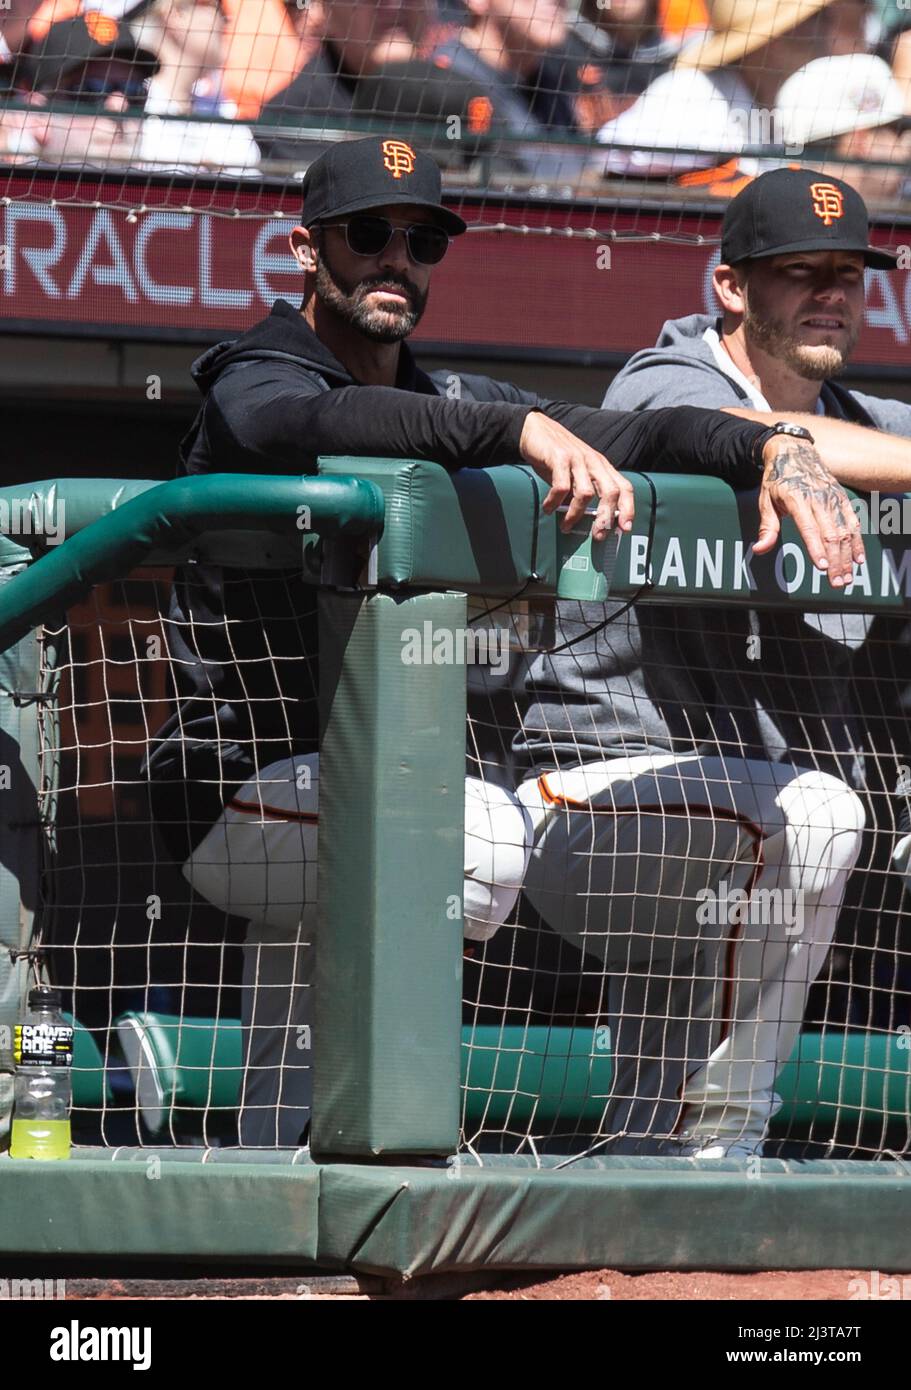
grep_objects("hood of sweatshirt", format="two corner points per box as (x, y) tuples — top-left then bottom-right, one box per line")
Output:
(653, 312), (719, 350)
(189, 296), (437, 398)
(610, 311), (752, 397)
(639, 311), (879, 422)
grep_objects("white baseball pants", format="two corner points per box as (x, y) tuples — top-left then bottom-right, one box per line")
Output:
(516, 754), (865, 1153)
(181, 754), (531, 1146)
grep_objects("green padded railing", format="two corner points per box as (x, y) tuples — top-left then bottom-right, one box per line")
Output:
(3, 466), (911, 644)
(61, 1014), (113, 1107)
(108, 1014), (911, 1136)
(2, 462), (909, 1161)
(0, 473), (385, 655)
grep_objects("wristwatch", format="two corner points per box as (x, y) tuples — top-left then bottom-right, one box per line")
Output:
(752, 421), (816, 471)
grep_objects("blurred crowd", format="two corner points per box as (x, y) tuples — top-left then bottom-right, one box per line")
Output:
(0, 0), (910, 200)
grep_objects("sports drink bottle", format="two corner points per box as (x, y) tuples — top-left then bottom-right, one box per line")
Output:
(9, 986), (73, 1160)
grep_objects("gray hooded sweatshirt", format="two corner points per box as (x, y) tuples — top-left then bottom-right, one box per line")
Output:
(513, 315), (911, 787)
(603, 313), (911, 431)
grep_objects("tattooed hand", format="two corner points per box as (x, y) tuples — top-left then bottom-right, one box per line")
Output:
(753, 439), (865, 588)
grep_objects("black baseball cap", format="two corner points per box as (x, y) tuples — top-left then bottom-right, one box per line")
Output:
(352, 62), (503, 147)
(14, 13), (159, 95)
(721, 168), (897, 270)
(301, 136), (467, 236)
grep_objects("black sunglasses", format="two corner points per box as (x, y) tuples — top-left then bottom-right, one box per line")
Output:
(319, 215), (451, 266)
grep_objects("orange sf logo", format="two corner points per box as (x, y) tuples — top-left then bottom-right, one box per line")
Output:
(467, 96), (493, 135)
(84, 11), (120, 45)
(382, 140), (416, 179)
(810, 182), (844, 226)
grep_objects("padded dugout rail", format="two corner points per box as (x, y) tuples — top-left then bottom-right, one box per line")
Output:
(317, 458), (911, 613)
(3, 465), (910, 618)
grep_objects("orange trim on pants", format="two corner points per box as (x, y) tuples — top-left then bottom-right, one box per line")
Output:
(536, 772), (766, 1135)
(227, 796), (318, 824)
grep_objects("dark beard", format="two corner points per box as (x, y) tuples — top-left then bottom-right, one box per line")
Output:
(313, 241), (428, 343)
(743, 293), (860, 382)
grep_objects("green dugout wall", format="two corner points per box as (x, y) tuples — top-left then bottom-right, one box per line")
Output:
(0, 461), (909, 1276)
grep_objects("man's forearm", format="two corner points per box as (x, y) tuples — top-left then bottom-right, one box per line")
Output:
(724, 408), (911, 492)
(539, 401), (767, 485)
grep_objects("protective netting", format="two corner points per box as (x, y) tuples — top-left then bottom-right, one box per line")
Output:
(2, 3), (910, 230)
(463, 596), (911, 1161)
(31, 572), (911, 1159)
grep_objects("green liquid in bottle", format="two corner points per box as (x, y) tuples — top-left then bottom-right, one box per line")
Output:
(9, 1118), (71, 1160)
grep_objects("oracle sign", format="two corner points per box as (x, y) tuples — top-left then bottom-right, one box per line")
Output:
(1, 177), (909, 365)
(1, 204), (302, 323)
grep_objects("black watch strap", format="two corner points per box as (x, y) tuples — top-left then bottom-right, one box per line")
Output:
(751, 421), (816, 472)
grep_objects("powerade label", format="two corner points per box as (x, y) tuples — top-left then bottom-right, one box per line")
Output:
(14, 1023), (74, 1067)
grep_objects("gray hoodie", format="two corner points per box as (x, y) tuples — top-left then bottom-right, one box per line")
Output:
(514, 315), (911, 788)
(604, 313), (911, 433)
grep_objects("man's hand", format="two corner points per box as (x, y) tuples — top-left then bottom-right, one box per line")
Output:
(754, 437), (865, 587)
(519, 410), (635, 541)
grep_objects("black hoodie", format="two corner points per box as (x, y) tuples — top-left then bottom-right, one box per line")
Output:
(144, 298), (769, 862)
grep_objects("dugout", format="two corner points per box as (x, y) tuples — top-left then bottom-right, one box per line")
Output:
(2, 176), (909, 1110)
(1, 457), (911, 1275)
(2, 144), (911, 1271)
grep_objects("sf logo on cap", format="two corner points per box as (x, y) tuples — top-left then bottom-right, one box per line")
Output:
(810, 182), (845, 227)
(382, 140), (416, 179)
(84, 10), (120, 44)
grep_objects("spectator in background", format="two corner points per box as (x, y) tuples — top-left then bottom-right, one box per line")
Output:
(774, 53), (910, 203)
(878, 0), (911, 113)
(11, 0), (259, 172)
(8, 11), (158, 165)
(131, 0), (259, 173)
(256, 0), (442, 163)
(431, 0), (577, 131)
(0, 0), (46, 59)
(575, 0), (690, 130)
(828, 0), (873, 53)
(349, 59), (504, 168)
(0, 0), (46, 158)
(18, 0), (305, 121)
(217, 0), (306, 121)
(258, 0), (595, 181)
(426, 0), (597, 176)
(595, 0), (834, 178)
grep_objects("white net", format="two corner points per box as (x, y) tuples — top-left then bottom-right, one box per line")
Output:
(463, 596), (911, 1161)
(1, 2), (909, 368)
(31, 571), (911, 1160)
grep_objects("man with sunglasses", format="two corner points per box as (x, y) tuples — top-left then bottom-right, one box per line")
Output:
(145, 135), (875, 1148)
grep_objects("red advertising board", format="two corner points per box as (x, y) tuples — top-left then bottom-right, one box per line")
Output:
(2, 174), (911, 367)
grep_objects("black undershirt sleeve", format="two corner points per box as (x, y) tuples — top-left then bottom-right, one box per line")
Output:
(205, 365), (533, 473)
(205, 362), (767, 487)
(532, 400), (767, 489)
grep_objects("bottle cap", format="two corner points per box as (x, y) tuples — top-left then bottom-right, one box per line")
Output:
(27, 985), (61, 1009)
